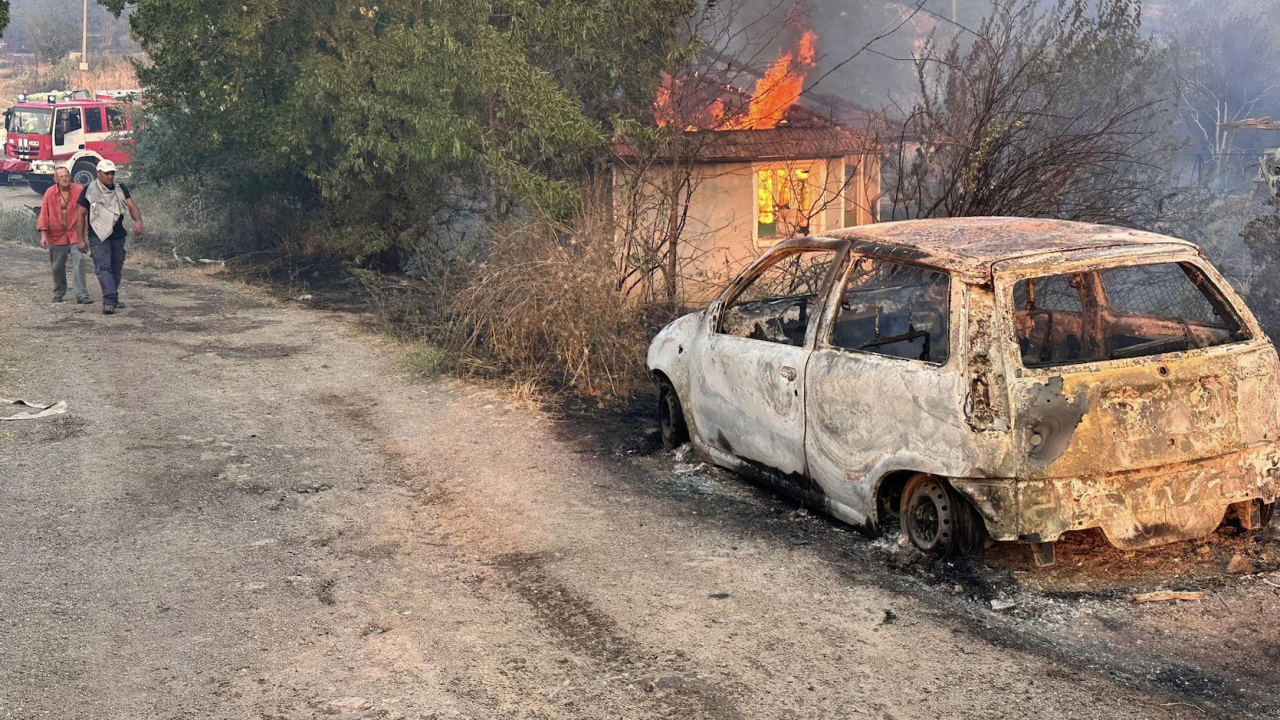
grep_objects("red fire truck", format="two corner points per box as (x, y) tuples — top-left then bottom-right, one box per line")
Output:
(3, 90), (139, 195)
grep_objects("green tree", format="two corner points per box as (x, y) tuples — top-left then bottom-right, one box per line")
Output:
(102, 0), (696, 261)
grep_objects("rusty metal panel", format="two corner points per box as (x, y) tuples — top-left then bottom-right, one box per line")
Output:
(954, 443), (1280, 548)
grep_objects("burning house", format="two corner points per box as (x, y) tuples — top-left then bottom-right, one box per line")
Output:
(611, 31), (882, 301)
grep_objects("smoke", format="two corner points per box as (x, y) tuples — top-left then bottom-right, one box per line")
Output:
(715, 0), (1279, 127)
(3, 0), (137, 56)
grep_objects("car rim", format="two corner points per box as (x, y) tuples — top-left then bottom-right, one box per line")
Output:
(907, 479), (952, 550)
(74, 169), (94, 186)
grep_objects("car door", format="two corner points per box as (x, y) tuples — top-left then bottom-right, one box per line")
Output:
(803, 256), (973, 525)
(53, 107), (84, 157)
(689, 245), (843, 477)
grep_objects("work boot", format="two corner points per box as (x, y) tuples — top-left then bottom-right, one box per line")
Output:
(102, 304), (116, 315)
(52, 296), (64, 303)
(114, 301), (126, 308)
(76, 296), (93, 304)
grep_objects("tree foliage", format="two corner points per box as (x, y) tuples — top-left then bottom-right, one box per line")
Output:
(101, 0), (697, 261)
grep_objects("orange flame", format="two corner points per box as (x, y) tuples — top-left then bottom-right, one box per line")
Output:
(653, 31), (817, 132)
(653, 77), (674, 128)
(653, 74), (727, 131)
(725, 31), (817, 130)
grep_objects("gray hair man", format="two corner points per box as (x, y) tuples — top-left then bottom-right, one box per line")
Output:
(76, 159), (143, 315)
(36, 166), (91, 304)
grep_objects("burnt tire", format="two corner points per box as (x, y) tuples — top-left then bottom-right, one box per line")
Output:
(658, 380), (689, 452)
(71, 159), (98, 188)
(900, 474), (986, 559)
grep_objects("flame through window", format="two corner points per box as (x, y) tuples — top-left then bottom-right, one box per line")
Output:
(758, 167), (815, 240)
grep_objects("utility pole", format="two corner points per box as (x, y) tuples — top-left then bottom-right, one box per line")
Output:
(79, 0), (89, 71)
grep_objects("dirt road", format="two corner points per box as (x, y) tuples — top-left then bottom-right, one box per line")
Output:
(2, 240), (1279, 720)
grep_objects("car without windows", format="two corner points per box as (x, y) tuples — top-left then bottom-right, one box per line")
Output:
(647, 217), (1280, 566)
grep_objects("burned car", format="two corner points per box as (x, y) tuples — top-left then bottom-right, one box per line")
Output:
(648, 218), (1280, 566)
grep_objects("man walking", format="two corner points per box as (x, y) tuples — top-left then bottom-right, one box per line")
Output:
(36, 166), (91, 305)
(77, 160), (143, 315)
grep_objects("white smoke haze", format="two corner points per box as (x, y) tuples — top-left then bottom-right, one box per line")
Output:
(2, 0), (137, 57)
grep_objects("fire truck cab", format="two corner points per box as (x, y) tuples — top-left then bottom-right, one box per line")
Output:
(3, 90), (138, 195)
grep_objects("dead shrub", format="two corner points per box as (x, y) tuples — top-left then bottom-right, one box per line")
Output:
(446, 202), (670, 403)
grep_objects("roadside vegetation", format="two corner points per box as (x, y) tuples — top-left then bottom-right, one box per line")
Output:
(0, 207), (36, 245)
(48, 0), (1280, 406)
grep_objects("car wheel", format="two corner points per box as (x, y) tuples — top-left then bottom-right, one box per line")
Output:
(71, 160), (98, 188)
(900, 474), (985, 558)
(658, 380), (690, 452)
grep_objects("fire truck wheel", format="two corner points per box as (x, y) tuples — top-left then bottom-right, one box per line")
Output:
(0, 172), (9, 185)
(28, 180), (52, 195)
(71, 160), (99, 188)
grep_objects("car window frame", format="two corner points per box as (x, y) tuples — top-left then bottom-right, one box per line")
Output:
(815, 252), (957, 367)
(995, 252), (1261, 376)
(710, 241), (850, 351)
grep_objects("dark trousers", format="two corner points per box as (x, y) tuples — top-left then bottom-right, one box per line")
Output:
(89, 236), (127, 305)
(48, 244), (90, 301)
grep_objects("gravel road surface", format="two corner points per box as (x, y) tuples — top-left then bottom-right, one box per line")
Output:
(2, 240), (1278, 719)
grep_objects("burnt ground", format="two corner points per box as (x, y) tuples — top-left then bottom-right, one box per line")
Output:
(2, 240), (1279, 719)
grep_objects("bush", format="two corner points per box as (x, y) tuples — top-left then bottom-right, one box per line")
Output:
(444, 201), (672, 403)
(0, 208), (38, 246)
(127, 183), (303, 262)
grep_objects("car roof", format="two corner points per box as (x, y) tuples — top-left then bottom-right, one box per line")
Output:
(817, 217), (1199, 283)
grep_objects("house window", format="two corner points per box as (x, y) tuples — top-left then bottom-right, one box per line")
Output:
(843, 159), (858, 228)
(757, 165), (817, 244)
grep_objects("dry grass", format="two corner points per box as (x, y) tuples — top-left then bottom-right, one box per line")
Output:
(0, 55), (141, 112)
(0, 208), (39, 246)
(445, 203), (671, 404)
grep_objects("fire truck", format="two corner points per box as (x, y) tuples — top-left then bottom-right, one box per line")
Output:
(3, 89), (139, 195)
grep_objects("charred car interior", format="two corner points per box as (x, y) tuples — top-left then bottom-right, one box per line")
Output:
(1014, 262), (1251, 368)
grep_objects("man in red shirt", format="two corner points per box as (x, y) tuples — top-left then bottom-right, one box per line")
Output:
(36, 167), (92, 304)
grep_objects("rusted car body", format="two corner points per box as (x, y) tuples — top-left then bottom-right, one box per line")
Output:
(648, 218), (1280, 564)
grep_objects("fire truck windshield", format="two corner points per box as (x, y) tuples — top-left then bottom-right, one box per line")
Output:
(9, 108), (53, 135)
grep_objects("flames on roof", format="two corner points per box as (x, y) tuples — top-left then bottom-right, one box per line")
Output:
(653, 31), (823, 133)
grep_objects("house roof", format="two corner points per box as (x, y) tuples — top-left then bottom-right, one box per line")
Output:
(817, 218), (1199, 282)
(613, 126), (874, 163)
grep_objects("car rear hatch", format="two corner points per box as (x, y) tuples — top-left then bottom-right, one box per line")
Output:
(996, 254), (1280, 546)
(1012, 344), (1279, 480)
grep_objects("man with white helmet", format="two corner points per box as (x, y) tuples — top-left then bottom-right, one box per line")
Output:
(76, 159), (143, 315)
